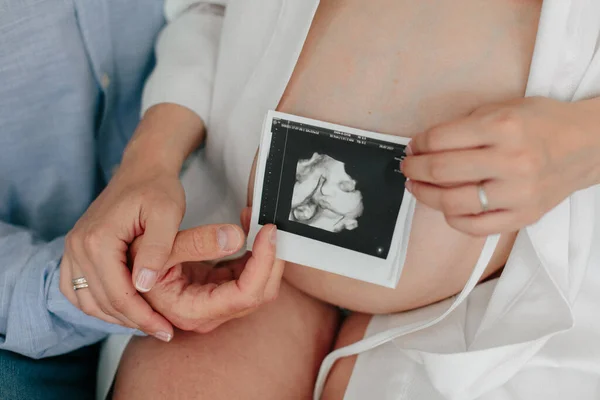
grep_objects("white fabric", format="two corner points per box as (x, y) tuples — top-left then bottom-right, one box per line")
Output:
(97, 0), (600, 399)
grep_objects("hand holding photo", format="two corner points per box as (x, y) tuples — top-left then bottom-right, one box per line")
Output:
(247, 111), (415, 287)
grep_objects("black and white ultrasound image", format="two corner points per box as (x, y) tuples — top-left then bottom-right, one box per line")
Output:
(259, 118), (407, 259)
(290, 152), (364, 233)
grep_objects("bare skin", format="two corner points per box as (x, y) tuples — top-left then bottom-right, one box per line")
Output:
(116, 0), (543, 398)
(114, 282), (339, 400)
(279, 0), (541, 314)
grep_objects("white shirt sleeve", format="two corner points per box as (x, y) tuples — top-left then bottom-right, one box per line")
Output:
(141, 0), (228, 120)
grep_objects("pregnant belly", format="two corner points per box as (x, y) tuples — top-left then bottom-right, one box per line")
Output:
(256, 0), (542, 313)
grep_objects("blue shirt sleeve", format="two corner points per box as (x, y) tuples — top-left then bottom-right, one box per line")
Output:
(0, 222), (140, 359)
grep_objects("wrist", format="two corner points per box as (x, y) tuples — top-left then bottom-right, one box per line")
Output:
(570, 97), (600, 188)
(122, 103), (206, 176)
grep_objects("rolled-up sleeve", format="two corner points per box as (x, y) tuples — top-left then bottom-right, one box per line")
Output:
(141, 0), (227, 120)
(0, 222), (137, 359)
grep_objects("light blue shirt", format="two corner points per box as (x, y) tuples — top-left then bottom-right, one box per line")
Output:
(0, 0), (165, 358)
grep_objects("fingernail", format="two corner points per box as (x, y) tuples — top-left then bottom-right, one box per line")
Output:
(270, 226), (278, 245)
(406, 180), (413, 193)
(217, 225), (241, 252)
(135, 268), (157, 293)
(154, 331), (172, 343)
(405, 142), (413, 156)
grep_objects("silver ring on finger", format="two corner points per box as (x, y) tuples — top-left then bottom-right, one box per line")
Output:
(477, 183), (490, 213)
(72, 276), (89, 291)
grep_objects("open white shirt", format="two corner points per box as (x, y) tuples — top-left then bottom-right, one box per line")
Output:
(99, 1), (600, 399)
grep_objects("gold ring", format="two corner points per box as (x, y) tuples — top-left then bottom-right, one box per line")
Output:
(72, 277), (89, 291)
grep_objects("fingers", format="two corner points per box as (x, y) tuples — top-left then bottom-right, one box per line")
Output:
(206, 265), (235, 284)
(234, 225), (277, 300)
(446, 210), (523, 236)
(240, 207), (252, 234)
(150, 223), (283, 334)
(263, 257), (285, 302)
(132, 207), (182, 292)
(72, 286), (127, 326)
(406, 179), (520, 216)
(94, 250), (175, 340)
(191, 225), (277, 321)
(59, 257), (79, 308)
(64, 225), (175, 341)
(408, 116), (495, 155)
(197, 258), (285, 334)
(69, 231), (175, 340)
(61, 256), (135, 327)
(71, 261), (137, 328)
(401, 148), (503, 185)
(166, 224), (245, 266)
(402, 100), (566, 236)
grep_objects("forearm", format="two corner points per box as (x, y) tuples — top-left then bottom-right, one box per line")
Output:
(0, 222), (136, 358)
(138, 0), (226, 175)
(122, 103), (205, 176)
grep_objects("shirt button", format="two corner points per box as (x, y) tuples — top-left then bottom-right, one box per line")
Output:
(101, 73), (111, 89)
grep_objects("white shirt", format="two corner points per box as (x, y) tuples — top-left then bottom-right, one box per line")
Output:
(130, 1), (600, 399)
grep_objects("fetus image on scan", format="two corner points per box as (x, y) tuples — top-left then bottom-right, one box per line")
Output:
(289, 153), (364, 233)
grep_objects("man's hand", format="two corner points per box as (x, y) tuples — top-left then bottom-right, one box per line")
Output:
(131, 209), (285, 334)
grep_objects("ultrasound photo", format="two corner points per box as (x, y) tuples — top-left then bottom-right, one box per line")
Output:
(258, 117), (408, 259)
(289, 153), (364, 233)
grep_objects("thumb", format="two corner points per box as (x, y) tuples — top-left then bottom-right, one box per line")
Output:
(166, 224), (244, 266)
(132, 211), (180, 293)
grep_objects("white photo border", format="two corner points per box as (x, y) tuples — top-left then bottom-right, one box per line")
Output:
(247, 110), (412, 288)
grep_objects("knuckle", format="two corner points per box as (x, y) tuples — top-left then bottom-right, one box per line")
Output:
(141, 241), (172, 261)
(80, 303), (96, 316)
(164, 200), (185, 221)
(135, 312), (156, 331)
(491, 109), (523, 134)
(440, 192), (461, 215)
(109, 296), (127, 312)
(428, 157), (448, 181)
(98, 304), (113, 316)
(266, 290), (279, 303)
(65, 231), (76, 248)
(82, 229), (105, 254)
(65, 230), (84, 254)
(151, 193), (184, 216)
(242, 292), (263, 309)
(190, 228), (213, 256)
(424, 128), (443, 151)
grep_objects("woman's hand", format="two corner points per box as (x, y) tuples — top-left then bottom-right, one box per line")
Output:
(132, 208), (285, 334)
(59, 160), (186, 340)
(59, 104), (207, 341)
(401, 96), (600, 236)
